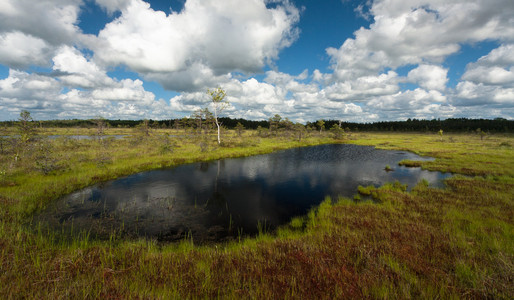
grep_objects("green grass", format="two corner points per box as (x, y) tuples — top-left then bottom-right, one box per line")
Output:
(1, 128), (335, 220)
(0, 130), (513, 298)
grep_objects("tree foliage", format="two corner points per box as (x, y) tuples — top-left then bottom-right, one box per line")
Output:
(17, 110), (35, 143)
(1, 115), (512, 133)
(207, 87), (229, 145)
(316, 119), (325, 134)
(235, 122), (245, 137)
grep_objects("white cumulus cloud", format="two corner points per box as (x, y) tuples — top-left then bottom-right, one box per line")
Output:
(462, 44), (514, 86)
(327, 0), (514, 79)
(407, 64), (448, 91)
(1, 0), (514, 121)
(0, 32), (53, 68)
(91, 0), (300, 91)
(53, 46), (116, 89)
(95, 0), (133, 14)
(0, 0), (84, 68)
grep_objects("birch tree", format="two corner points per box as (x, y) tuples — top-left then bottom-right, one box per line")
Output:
(207, 87), (229, 145)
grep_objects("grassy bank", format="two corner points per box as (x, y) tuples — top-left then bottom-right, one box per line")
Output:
(1, 130), (513, 298)
(1, 128), (334, 220)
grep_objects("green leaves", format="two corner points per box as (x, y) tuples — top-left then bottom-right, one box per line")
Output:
(207, 87), (229, 144)
(207, 87), (227, 103)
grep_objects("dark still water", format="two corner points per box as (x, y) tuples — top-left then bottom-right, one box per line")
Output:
(35, 144), (450, 243)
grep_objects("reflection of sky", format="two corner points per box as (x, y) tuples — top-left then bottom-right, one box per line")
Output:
(39, 144), (450, 243)
(47, 135), (128, 140)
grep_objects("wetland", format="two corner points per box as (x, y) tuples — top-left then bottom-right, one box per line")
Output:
(1, 128), (512, 299)
(35, 144), (449, 243)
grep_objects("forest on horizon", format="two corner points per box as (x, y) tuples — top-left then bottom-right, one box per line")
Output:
(1, 116), (513, 133)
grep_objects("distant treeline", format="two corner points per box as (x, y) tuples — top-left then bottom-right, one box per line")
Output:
(309, 118), (514, 133)
(1, 117), (513, 133)
(0, 118), (269, 130)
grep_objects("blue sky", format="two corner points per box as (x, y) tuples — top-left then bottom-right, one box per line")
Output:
(0, 0), (513, 122)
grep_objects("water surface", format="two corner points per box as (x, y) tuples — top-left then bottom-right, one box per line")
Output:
(47, 135), (128, 140)
(35, 144), (450, 243)
(1, 135), (128, 140)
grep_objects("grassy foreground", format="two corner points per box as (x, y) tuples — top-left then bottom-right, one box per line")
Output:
(1, 129), (513, 298)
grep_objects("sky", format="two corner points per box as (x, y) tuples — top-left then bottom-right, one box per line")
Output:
(0, 0), (513, 122)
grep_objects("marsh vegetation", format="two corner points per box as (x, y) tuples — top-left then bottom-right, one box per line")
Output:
(0, 121), (513, 298)
(33, 144), (448, 244)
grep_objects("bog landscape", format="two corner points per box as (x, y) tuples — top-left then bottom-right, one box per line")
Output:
(2, 0), (514, 298)
(0, 112), (512, 298)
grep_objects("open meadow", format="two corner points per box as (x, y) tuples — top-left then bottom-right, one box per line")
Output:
(0, 127), (513, 298)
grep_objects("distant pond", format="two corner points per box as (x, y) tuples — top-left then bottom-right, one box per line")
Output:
(46, 135), (128, 140)
(1, 135), (128, 140)
(34, 144), (450, 244)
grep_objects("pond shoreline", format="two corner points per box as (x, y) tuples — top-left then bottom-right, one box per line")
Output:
(2, 131), (512, 299)
(33, 143), (449, 244)
(2, 131), (341, 221)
